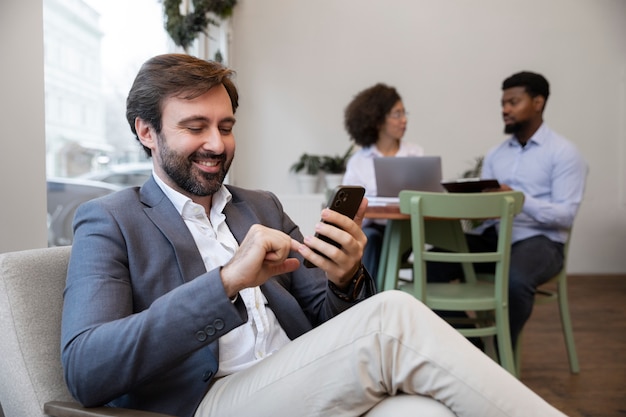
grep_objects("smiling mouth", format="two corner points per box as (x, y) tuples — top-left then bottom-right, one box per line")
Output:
(196, 160), (219, 167)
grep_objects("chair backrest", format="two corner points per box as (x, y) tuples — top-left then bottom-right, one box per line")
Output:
(398, 190), (524, 301)
(0, 246), (74, 417)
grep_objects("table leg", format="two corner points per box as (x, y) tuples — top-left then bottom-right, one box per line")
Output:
(376, 218), (475, 292)
(380, 219), (411, 292)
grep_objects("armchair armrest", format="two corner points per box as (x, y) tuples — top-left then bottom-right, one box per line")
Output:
(44, 401), (177, 417)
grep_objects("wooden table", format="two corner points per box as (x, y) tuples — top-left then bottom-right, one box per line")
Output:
(363, 203), (408, 221)
(364, 202), (472, 290)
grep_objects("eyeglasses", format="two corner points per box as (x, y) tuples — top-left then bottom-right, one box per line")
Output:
(387, 110), (409, 119)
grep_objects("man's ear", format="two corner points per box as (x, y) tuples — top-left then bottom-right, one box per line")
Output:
(533, 95), (546, 113)
(135, 118), (157, 151)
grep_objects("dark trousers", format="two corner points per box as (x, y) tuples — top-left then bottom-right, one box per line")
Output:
(426, 227), (564, 347)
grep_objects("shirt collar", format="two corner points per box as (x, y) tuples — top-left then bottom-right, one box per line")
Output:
(362, 145), (380, 157)
(363, 141), (408, 157)
(152, 171), (232, 217)
(509, 122), (548, 148)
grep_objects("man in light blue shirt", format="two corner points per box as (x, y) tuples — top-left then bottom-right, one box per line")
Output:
(429, 71), (588, 347)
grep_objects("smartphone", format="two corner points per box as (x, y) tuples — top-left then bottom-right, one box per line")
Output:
(304, 185), (366, 268)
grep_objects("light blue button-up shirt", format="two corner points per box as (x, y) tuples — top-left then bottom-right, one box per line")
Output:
(472, 123), (588, 244)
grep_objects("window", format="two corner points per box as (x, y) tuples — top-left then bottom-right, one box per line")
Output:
(43, 0), (231, 247)
(43, 0), (169, 178)
(43, 0), (169, 246)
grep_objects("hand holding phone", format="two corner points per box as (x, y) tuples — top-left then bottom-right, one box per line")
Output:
(303, 185), (365, 268)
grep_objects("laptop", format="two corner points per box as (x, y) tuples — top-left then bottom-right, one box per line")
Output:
(373, 156), (445, 200)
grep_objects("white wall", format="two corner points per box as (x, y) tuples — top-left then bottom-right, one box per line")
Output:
(1, 0), (624, 273)
(0, 0), (48, 253)
(229, 0), (626, 274)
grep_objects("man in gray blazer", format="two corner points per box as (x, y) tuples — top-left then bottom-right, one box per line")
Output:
(61, 54), (569, 417)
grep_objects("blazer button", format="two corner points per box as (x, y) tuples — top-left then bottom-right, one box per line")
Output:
(204, 325), (216, 336)
(202, 370), (214, 382)
(214, 319), (225, 330)
(195, 331), (207, 342)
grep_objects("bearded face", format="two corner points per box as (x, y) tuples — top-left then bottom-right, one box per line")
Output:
(156, 131), (231, 197)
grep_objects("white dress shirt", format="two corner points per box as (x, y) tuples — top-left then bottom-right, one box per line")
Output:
(153, 173), (291, 377)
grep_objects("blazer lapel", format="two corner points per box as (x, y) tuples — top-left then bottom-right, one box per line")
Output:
(223, 189), (313, 339)
(139, 177), (206, 282)
(261, 280), (313, 339)
(223, 195), (253, 244)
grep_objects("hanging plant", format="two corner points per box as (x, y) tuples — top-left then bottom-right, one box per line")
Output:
(163, 0), (237, 51)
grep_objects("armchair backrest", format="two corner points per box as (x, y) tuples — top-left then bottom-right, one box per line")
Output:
(0, 246), (74, 417)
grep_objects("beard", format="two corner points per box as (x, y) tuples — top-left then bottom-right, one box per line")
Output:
(156, 132), (231, 197)
(503, 118), (528, 135)
(504, 122), (521, 134)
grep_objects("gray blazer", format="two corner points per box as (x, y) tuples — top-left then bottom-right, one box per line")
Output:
(61, 177), (374, 417)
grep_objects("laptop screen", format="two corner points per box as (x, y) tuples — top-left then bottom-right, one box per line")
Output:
(373, 156), (444, 197)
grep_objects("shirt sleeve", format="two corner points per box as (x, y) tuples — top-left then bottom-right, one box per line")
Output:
(522, 145), (588, 228)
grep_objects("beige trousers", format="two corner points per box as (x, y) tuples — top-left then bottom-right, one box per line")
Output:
(195, 290), (567, 417)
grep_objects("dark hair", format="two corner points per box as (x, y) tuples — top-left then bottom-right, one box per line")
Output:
(344, 83), (402, 147)
(126, 53), (239, 157)
(502, 71), (550, 103)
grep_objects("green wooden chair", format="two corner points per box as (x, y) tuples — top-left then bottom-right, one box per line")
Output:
(395, 190), (524, 377)
(515, 231), (580, 376)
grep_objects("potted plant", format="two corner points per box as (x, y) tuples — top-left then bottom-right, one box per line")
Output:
(461, 155), (484, 179)
(320, 145), (354, 191)
(290, 153), (322, 193)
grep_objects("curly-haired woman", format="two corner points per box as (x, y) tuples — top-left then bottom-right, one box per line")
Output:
(342, 83), (424, 284)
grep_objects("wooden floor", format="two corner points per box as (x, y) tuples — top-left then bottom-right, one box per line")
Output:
(519, 274), (626, 417)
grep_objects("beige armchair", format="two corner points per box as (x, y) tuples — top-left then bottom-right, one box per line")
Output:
(0, 246), (173, 417)
(0, 246), (453, 417)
